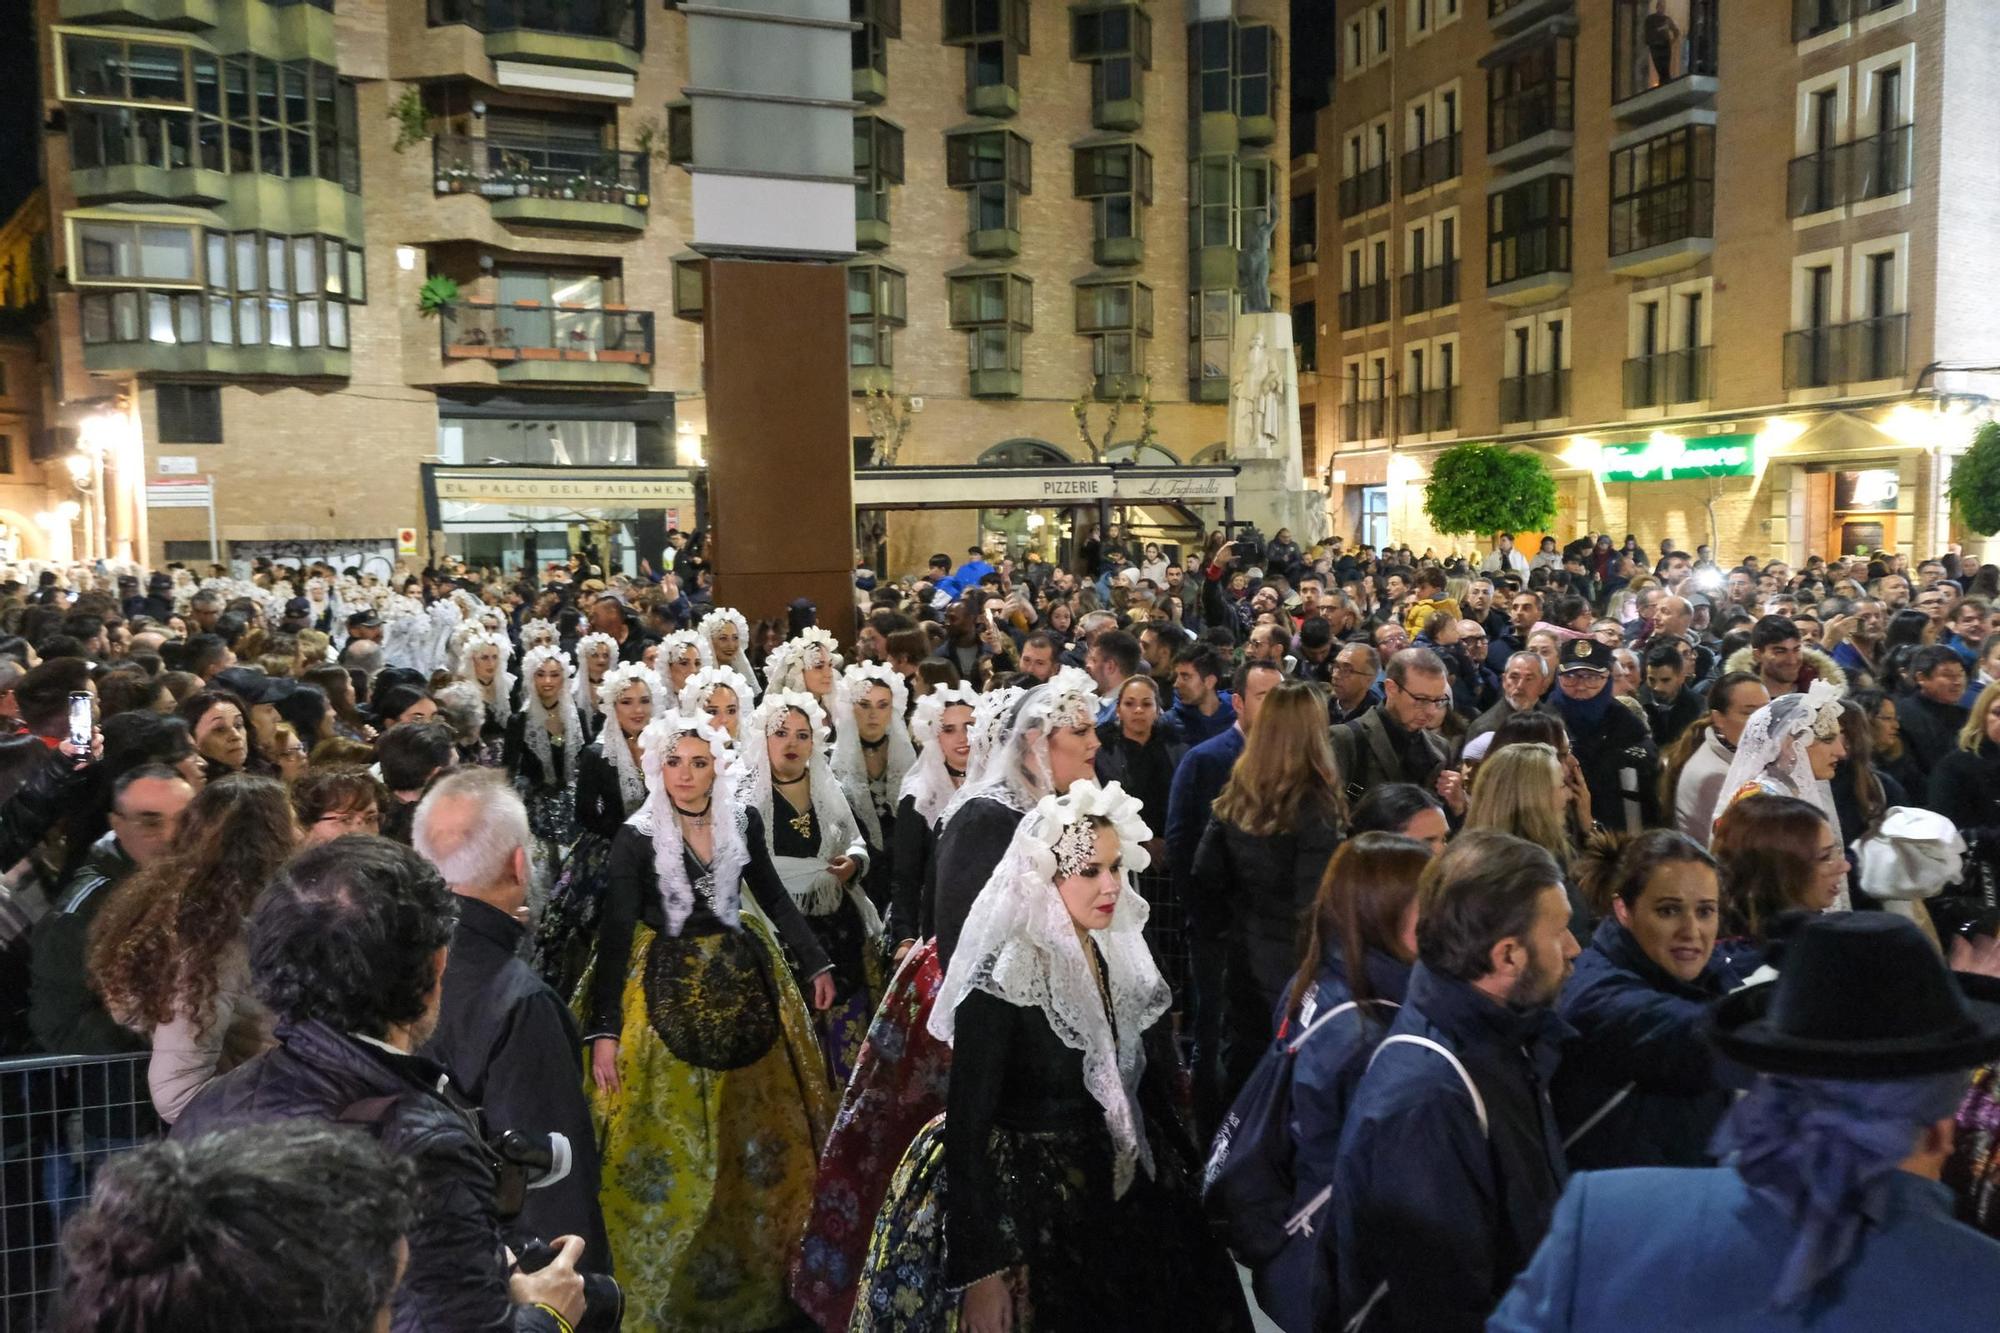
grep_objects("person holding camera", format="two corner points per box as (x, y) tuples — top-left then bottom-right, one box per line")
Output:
(171, 835), (589, 1333)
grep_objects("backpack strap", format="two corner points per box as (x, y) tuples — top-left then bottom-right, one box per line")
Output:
(1366, 1033), (1488, 1136)
(1287, 998), (1399, 1054)
(1561, 1082), (1636, 1151)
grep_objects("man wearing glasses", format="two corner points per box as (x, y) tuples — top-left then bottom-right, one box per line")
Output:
(1329, 647), (1466, 816)
(1451, 619), (1501, 717)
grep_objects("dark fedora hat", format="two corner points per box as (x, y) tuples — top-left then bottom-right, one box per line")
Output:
(1709, 913), (2000, 1079)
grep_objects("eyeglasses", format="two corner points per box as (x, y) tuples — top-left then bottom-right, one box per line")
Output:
(1393, 685), (1451, 710)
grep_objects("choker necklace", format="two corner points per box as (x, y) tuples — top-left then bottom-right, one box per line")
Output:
(672, 799), (713, 828)
(860, 734), (888, 751)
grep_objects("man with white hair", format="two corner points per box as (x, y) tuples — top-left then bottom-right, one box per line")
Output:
(415, 770), (609, 1272)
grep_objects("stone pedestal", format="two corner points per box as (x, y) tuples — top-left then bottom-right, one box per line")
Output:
(1227, 314), (1328, 544)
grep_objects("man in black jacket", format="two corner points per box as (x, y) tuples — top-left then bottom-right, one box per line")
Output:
(1549, 638), (1662, 833)
(1330, 647), (1465, 815)
(413, 771), (609, 1271)
(1637, 639), (1703, 748)
(172, 836), (586, 1333)
(1897, 645), (1970, 773)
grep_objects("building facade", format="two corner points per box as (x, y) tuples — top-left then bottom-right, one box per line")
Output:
(23, 0), (1292, 578)
(1309, 0), (2000, 565)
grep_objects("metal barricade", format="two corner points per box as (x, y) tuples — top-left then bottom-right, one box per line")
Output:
(0, 1052), (159, 1332)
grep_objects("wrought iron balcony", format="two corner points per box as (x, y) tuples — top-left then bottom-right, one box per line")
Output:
(1623, 347), (1713, 408)
(1399, 132), (1462, 195)
(1786, 124), (1913, 217)
(1498, 369), (1568, 424)
(1782, 314), (1907, 389)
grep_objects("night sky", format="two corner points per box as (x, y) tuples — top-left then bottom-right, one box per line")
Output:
(0, 6), (40, 218)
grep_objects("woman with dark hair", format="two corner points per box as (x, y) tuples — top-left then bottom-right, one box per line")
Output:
(370, 684), (438, 730)
(1192, 682), (1347, 1101)
(291, 766), (386, 847)
(1830, 696), (1903, 910)
(1095, 673), (1189, 1000)
(303, 664), (372, 742)
(1258, 833), (1430, 1333)
(1662, 671), (1769, 841)
(1851, 686), (1923, 795)
(175, 690), (251, 781)
(1346, 782), (1448, 853)
(1879, 606), (1936, 694)
(1709, 793), (1845, 974)
(272, 683), (332, 755)
(87, 774), (299, 1123)
(96, 668), (173, 719)
(1554, 829), (1742, 1172)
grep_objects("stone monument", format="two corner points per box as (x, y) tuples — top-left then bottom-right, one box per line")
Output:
(1227, 300), (1328, 546)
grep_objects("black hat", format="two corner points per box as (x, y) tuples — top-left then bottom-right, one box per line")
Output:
(148, 572), (172, 591)
(1708, 914), (2000, 1079)
(346, 609), (382, 631)
(1558, 637), (1612, 674)
(282, 596), (311, 621)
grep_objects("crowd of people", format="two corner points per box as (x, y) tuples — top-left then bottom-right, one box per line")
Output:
(4, 519), (2000, 1332)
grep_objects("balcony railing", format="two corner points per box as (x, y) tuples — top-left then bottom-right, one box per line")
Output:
(1339, 396), (1389, 442)
(1338, 280), (1391, 329)
(1792, 0), (1900, 41)
(1488, 219), (1571, 287)
(439, 300), (655, 365)
(432, 134), (650, 208)
(1610, 178), (1714, 257)
(1614, 0), (1718, 105)
(1623, 347), (1713, 407)
(1489, 86), (1572, 154)
(427, 0), (639, 45)
(1498, 369), (1568, 423)
(1336, 162), (1392, 217)
(1399, 132), (1462, 195)
(1786, 124), (1913, 216)
(1782, 314), (1908, 389)
(1402, 260), (1460, 314)
(1399, 386), (1457, 435)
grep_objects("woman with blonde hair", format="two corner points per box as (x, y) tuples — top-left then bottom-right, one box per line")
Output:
(1464, 741), (1572, 858)
(1192, 681), (1348, 1103)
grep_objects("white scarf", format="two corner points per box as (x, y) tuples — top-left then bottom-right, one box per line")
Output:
(700, 607), (762, 698)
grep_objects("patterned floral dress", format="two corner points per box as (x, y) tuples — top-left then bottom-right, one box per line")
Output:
(774, 795), (881, 1089)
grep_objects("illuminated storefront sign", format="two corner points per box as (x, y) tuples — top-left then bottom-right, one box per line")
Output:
(1600, 433), (1756, 482)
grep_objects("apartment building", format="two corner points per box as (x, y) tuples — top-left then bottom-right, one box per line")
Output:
(18, 0), (1290, 575)
(1309, 0), (2000, 564)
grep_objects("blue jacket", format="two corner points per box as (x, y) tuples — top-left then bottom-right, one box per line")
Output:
(1489, 1168), (2000, 1333)
(1334, 964), (1572, 1333)
(1165, 723), (1244, 883)
(1552, 919), (1744, 1172)
(1256, 947), (1412, 1333)
(1170, 691), (1237, 746)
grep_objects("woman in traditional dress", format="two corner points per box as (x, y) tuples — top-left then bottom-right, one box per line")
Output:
(701, 606), (761, 699)
(583, 710), (836, 1330)
(768, 626), (842, 719)
(538, 661), (660, 998)
(740, 689), (880, 1086)
(454, 626), (513, 746)
(1714, 680), (1850, 909)
(830, 664), (916, 918)
(680, 664), (753, 744)
(503, 644), (581, 921)
(852, 781), (1249, 1331)
(658, 628), (715, 702)
(571, 631), (618, 743)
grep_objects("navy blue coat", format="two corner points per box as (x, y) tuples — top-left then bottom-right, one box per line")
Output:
(1490, 1168), (2000, 1333)
(1551, 918), (1744, 1172)
(1333, 964), (1571, 1333)
(1254, 947), (1411, 1333)
(1165, 724), (1245, 883)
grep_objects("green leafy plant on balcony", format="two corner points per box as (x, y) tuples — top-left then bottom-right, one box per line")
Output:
(1949, 420), (2000, 536)
(389, 87), (431, 154)
(417, 274), (461, 318)
(1422, 442), (1557, 536)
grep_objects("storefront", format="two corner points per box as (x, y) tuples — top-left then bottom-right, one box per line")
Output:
(420, 464), (699, 575)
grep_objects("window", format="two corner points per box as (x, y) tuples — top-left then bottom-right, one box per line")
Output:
(1190, 19), (1233, 124)
(1190, 288), (1231, 388)
(848, 263), (907, 370)
(855, 116), (905, 230)
(77, 226), (362, 354)
(1293, 299), (1317, 372)
(156, 384), (223, 444)
(1404, 210), (1459, 312)
(1487, 37), (1573, 153)
(0, 435), (10, 475)
(1499, 309), (1570, 422)
(1850, 237), (1907, 381)
(1344, 15), (1366, 76)
(948, 272), (1033, 387)
(1291, 189), (1316, 262)
(1236, 25), (1277, 120)
(1784, 252), (1844, 388)
(1853, 49), (1914, 201)
(1340, 233), (1391, 328)
(1189, 153), (1236, 249)
(1074, 142), (1153, 248)
(1076, 279), (1153, 389)
(1609, 124), (1714, 256)
(944, 0), (1030, 106)
(1077, 6), (1152, 126)
(1625, 277), (1712, 406)
(946, 129), (1032, 247)
(58, 35), (192, 106)
(852, 0), (900, 85)
(1487, 174), (1571, 285)
(73, 218), (197, 285)
(1371, 2), (1390, 58)
(1613, 0), (1718, 105)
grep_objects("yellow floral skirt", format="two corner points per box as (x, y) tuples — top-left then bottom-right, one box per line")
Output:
(583, 915), (835, 1331)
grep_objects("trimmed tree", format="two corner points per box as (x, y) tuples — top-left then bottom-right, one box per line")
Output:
(1948, 420), (2000, 537)
(1421, 442), (1558, 537)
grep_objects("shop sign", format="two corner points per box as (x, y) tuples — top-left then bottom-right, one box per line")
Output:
(1600, 434), (1757, 482)
(431, 471), (695, 507)
(1112, 472), (1236, 501)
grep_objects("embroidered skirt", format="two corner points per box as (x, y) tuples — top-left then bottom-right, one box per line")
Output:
(790, 941), (950, 1330)
(533, 829), (614, 1002)
(802, 894), (884, 1090)
(581, 916), (836, 1331)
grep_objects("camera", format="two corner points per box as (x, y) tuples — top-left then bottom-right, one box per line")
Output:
(492, 1131), (624, 1332)
(1230, 526), (1266, 570)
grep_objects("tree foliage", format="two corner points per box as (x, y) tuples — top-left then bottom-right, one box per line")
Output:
(1948, 420), (2000, 537)
(1421, 443), (1558, 536)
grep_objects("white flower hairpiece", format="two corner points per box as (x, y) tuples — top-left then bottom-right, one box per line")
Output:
(1026, 780), (1153, 881)
(520, 643), (573, 682)
(598, 661), (663, 713)
(519, 617), (560, 651)
(1803, 678), (1847, 742)
(659, 629), (714, 668)
(574, 631), (618, 663)
(678, 664), (754, 714)
(639, 709), (735, 778)
(1035, 665), (1102, 733)
(751, 687), (829, 743)
(836, 661), (909, 715)
(910, 681), (983, 746)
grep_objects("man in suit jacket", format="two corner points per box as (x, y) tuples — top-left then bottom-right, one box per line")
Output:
(1330, 647), (1463, 815)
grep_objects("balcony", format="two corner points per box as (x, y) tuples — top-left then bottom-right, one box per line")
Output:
(1338, 280), (1390, 330)
(432, 135), (649, 232)
(1400, 133), (1462, 196)
(1793, 0), (1904, 42)
(1400, 387), (1457, 436)
(1487, 218), (1571, 305)
(1782, 315), (1908, 390)
(426, 0), (642, 74)
(1402, 260), (1461, 314)
(1612, 0), (1718, 123)
(1498, 369), (1568, 424)
(78, 287), (351, 379)
(57, 0), (218, 23)
(1489, 0), (1574, 38)
(1337, 163), (1391, 218)
(1623, 347), (1712, 408)
(1609, 181), (1714, 277)
(1786, 125), (1914, 217)
(438, 300), (654, 386)
(1339, 396), (1388, 442)
(1488, 87), (1574, 170)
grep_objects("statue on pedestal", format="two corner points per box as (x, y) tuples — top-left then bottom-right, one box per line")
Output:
(1237, 210), (1275, 315)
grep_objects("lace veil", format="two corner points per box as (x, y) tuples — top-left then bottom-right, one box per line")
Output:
(901, 683), (983, 826)
(517, 644), (581, 784)
(454, 626), (514, 728)
(630, 710), (747, 937)
(595, 661), (662, 811)
(930, 779), (1171, 1197)
(699, 607), (762, 697)
(1715, 679), (1846, 843)
(739, 689), (871, 918)
(941, 667), (1102, 824)
(829, 664), (916, 847)
(572, 632), (619, 723)
(677, 665), (755, 741)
